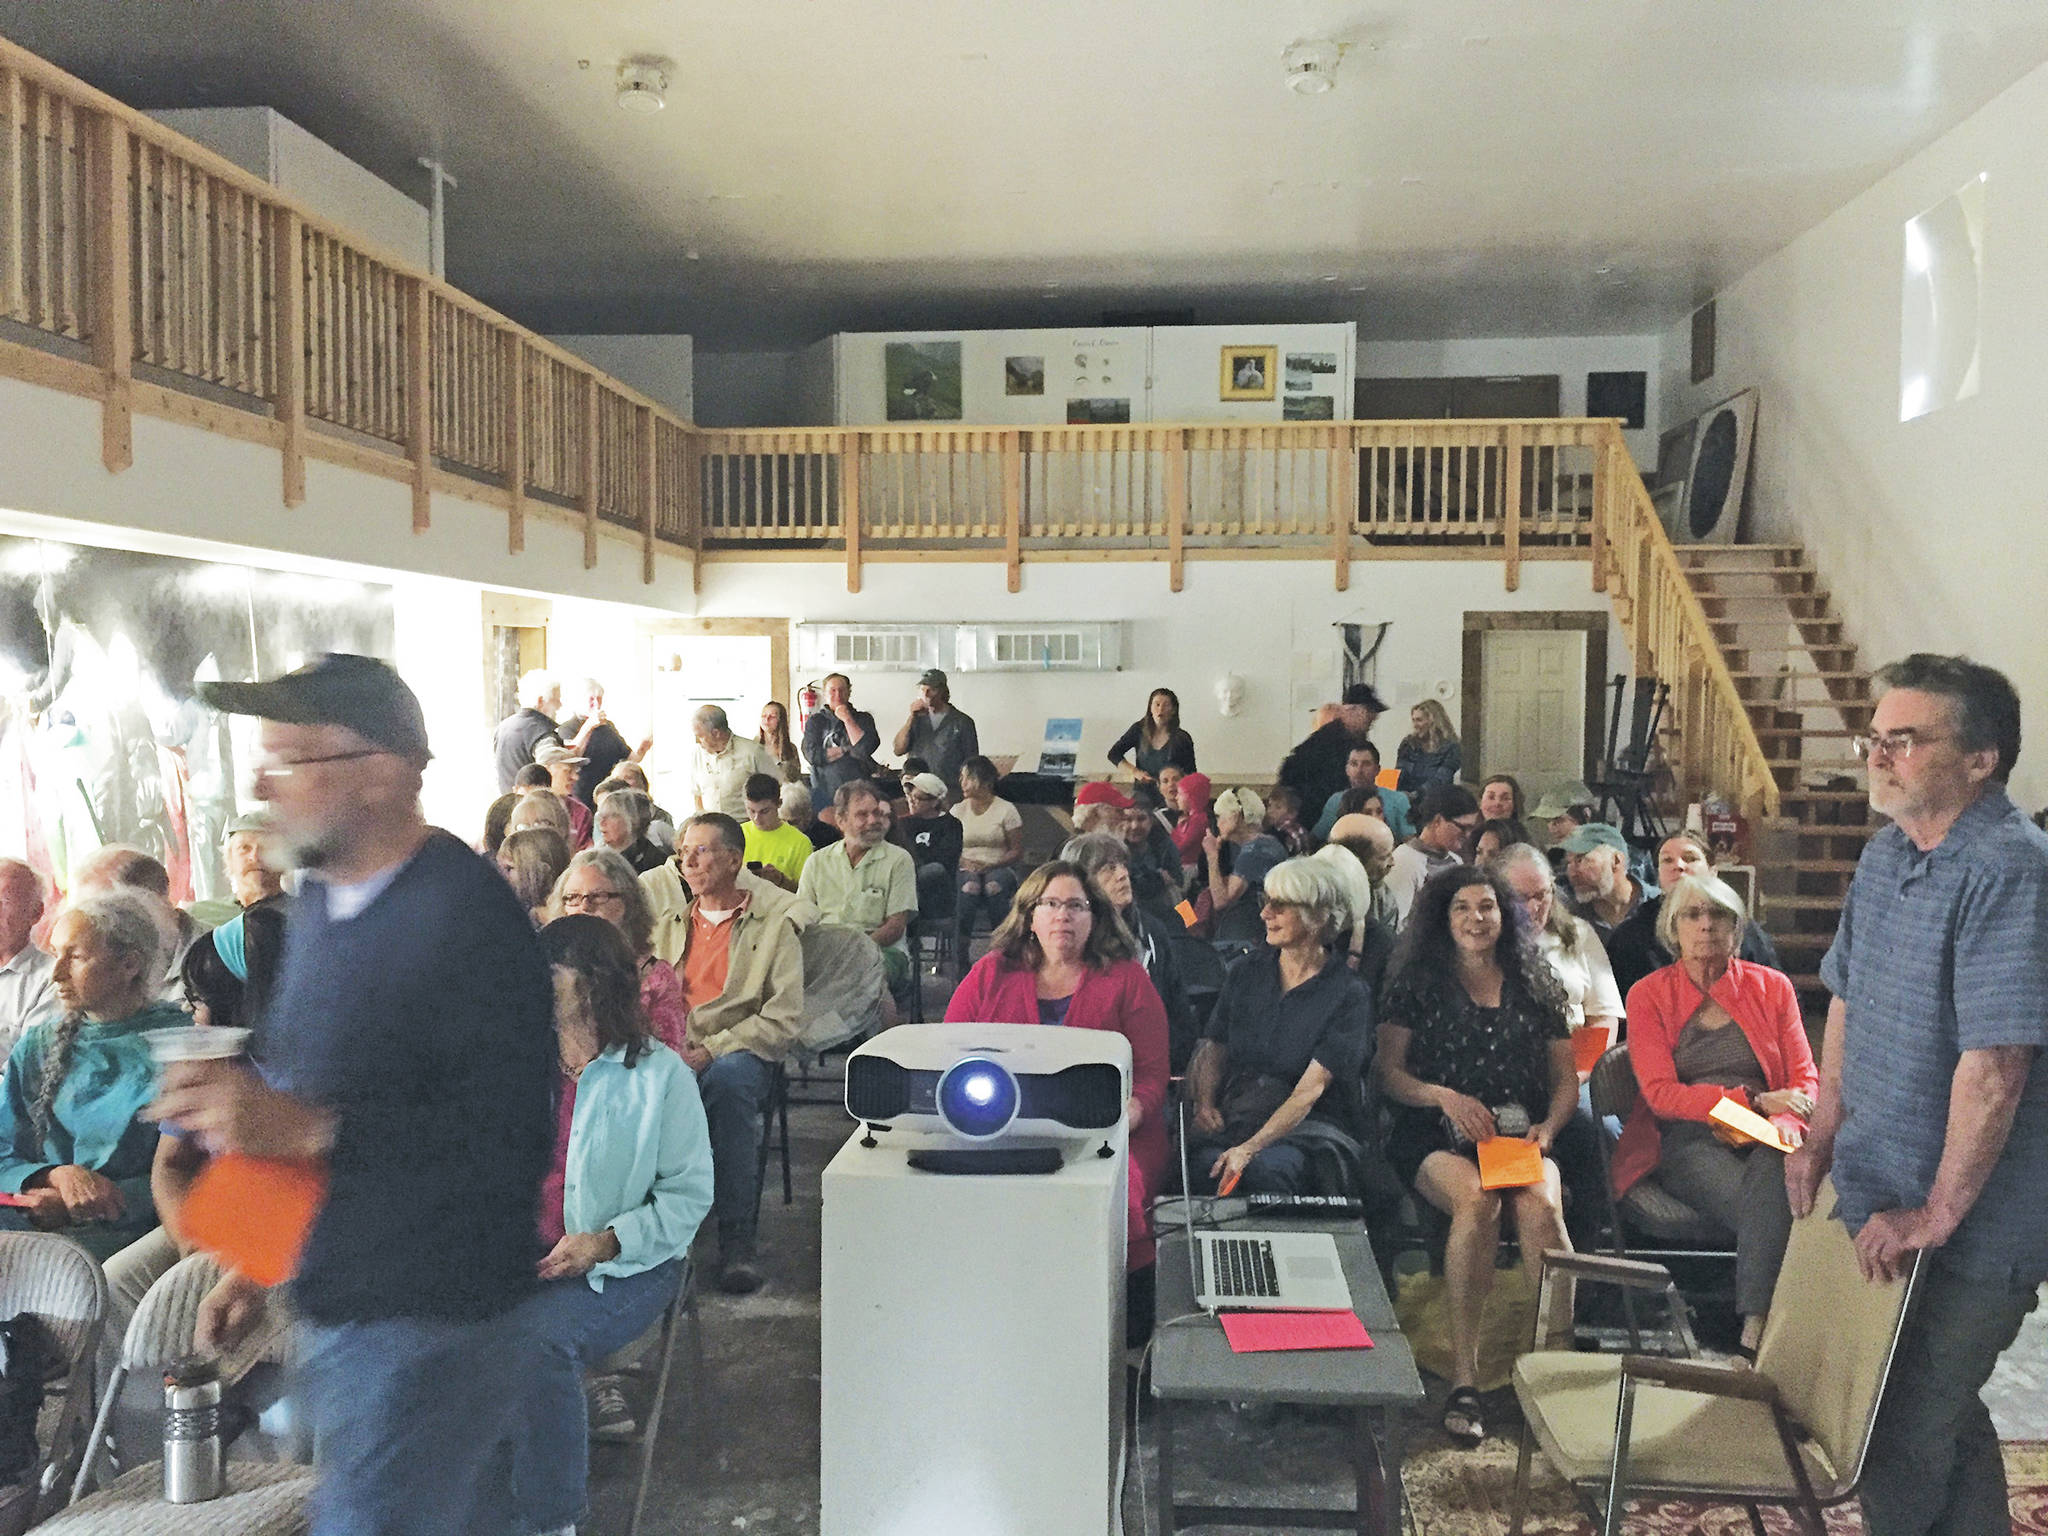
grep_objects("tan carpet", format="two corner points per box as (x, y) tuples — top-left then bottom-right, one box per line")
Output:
(1402, 1436), (2048, 1534)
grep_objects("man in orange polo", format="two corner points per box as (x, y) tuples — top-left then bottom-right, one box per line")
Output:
(637, 813), (807, 1293)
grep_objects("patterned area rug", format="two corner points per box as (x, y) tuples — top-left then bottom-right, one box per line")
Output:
(1403, 1436), (2048, 1534)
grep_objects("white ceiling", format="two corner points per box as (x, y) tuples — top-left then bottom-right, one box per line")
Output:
(12, 1), (2048, 348)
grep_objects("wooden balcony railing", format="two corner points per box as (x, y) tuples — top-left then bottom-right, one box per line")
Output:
(0, 34), (1775, 815)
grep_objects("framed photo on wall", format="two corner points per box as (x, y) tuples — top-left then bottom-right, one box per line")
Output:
(1219, 345), (1278, 401)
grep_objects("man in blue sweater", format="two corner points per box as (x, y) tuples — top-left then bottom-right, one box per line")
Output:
(153, 654), (556, 1536)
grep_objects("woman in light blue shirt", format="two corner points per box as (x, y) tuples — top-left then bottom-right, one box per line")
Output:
(513, 915), (714, 1535)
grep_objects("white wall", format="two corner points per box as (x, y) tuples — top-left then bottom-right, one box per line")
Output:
(1362, 334), (1664, 468)
(150, 108), (432, 271)
(694, 351), (801, 427)
(1658, 57), (2048, 810)
(695, 558), (1623, 788)
(550, 335), (695, 421)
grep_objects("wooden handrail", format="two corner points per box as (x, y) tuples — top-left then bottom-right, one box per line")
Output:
(1591, 420), (1780, 819)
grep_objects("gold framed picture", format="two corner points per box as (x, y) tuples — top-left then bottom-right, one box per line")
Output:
(1220, 345), (1278, 401)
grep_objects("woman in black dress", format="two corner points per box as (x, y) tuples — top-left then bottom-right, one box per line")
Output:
(1377, 864), (1578, 1446)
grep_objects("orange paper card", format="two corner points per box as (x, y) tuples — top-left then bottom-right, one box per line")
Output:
(1174, 899), (1198, 929)
(181, 1152), (329, 1288)
(1571, 1025), (1613, 1077)
(1219, 1310), (1373, 1353)
(1375, 768), (1401, 790)
(1477, 1136), (1545, 1189)
(1708, 1096), (1795, 1153)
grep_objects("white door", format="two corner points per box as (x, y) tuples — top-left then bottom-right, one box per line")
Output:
(646, 633), (774, 814)
(1479, 629), (1586, 787)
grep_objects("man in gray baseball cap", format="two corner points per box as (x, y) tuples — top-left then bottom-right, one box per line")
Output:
(892, 666), (979, 796)
(1558, 821), (1645, 944)
(158, 652), (556, 1535)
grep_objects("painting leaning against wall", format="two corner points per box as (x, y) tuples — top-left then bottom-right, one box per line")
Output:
(0, 537), (394, 909)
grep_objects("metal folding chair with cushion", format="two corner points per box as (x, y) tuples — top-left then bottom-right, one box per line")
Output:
(1587, 1043), (1738, 1259)
(0, 1232), (108, 1534)
(593, 1256), (703, 1536)
(73, 1254), (296, 1503)
(1508, 1180), (1920, 1536)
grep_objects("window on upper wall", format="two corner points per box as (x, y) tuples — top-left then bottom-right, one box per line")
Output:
(1900, 174), (1987, 423)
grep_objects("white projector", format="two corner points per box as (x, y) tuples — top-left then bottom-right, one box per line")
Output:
(845, 1022), (1130, 1149)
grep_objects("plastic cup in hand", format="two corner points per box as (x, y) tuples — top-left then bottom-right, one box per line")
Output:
(144, 1026), (252, 1065)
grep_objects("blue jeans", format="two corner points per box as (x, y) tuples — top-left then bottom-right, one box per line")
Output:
(698, 1048), (778, 1252)
(295, 1305), (536, 1536)
(509, 1260), (684, 1532)
(1187, 1137), (1310, 1195)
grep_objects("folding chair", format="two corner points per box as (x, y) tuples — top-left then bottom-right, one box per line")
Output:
(1510, 1181), (1918, 1536)
(754, 1060), (792, 1213)
(593, 1257), (703, 1536)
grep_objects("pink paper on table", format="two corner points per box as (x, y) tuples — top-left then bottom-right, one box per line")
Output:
(1219, 1310), (1373, 1353)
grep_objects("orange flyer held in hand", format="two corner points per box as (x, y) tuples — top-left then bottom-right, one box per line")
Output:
(1476, 1136), (1545, 1190)
(1708, 1096), (1796, 1153)
(180, 1152), (329, 1287)
(1375, 768), (1402, 790)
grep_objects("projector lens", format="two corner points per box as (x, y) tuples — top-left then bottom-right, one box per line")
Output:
(936, 1057), (1020, 1139)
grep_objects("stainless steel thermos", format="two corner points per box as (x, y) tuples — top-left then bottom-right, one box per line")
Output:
(162, 1357), (224, 1503)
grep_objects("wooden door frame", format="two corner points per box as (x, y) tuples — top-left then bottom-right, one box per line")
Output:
(643, 617), (791, 709)
(1462, 611), (1609, 787)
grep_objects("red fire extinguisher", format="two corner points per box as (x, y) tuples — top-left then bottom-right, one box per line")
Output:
(796, 680), (822, 733)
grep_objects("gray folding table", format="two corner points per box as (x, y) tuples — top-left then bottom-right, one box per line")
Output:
(1149, 1213), (1424, 1535)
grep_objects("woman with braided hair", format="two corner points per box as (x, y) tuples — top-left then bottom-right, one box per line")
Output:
(0, 890), (182, 1258)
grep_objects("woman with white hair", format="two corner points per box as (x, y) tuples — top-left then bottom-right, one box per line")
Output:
(1611, 872), (1817, 1354)
(0, 891), (184, 1258)
(1186, 856), (1376, 1197)
(594, 788), (665, 875)
(1201, 787), (1287, 945)
(1489, 843), (1625, 1054)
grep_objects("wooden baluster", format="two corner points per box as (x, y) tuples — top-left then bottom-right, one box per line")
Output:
(580, 374), (599, 568)
(842, 430), (863, 593)
(405, 275), (431, 530)
(1591, 431), (1612, 591)
(1502, 423), (1525, 591)
(503, 331), (525, 552)
(1002, 428), (1022, 593)
(2, 70), (20, 322)
(89, 114), (131, 472)
(272, 209), (304, 505)
(639, 404), (656, 584)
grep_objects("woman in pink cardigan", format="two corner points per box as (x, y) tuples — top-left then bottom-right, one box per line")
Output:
(1614, 873), (1818, 1353)
(945, 859), (1170, 1341)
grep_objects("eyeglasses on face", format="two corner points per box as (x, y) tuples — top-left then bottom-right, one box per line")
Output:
(560, 890), (625, 911)
(1033, 898), (1093, 916)
(1851, 730), (1951, 763)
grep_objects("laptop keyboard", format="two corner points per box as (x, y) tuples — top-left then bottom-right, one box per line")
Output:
(1208, 1237), (1281, 1299)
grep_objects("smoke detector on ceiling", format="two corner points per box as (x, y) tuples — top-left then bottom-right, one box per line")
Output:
(1283, 40), (1341, 95)
(616, 61), (670, 113)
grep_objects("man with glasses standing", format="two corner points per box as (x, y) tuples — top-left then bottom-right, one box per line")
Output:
(151, 654), (555, 1536)
(1787, 654), (2047, 1536)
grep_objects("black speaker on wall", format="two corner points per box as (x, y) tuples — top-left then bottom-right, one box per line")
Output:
(1586, 371), (1647, 429)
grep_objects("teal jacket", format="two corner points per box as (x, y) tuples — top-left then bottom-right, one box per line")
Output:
(565, 1040), (714, 1292)
(0, 1002), (184, 1245)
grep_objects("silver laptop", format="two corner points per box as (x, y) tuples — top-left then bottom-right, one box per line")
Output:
(1174, 1101), (1354, 1314)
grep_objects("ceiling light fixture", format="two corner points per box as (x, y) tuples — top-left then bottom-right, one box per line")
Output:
(1282, 40), (1341, 95)
(616, 60), (670, 114)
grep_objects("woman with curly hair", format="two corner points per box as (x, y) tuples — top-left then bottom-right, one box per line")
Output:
(1376, 864), (1577, 1446)
(546, 848), (687, 1054)
(0, 891), (183, 1258)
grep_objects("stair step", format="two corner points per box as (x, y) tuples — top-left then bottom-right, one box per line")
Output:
(1761, 819), (1879, 838)
(1758, 894), (1851, 912)
(1778, 789), (1869, 802)
(1769, 932), (1838, 950)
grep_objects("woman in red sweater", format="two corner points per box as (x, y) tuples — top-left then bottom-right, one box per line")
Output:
(1614, 873), (1818, 1352)
(945, 860), (1170, 1341)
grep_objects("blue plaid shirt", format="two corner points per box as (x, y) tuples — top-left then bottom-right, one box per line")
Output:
(1821, 786), (2048, 1282)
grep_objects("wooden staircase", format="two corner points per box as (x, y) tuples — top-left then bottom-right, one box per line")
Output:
(1673, 544), (1878, 1011)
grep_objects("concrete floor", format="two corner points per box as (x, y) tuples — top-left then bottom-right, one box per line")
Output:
(584, 966), (2048, 1536)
